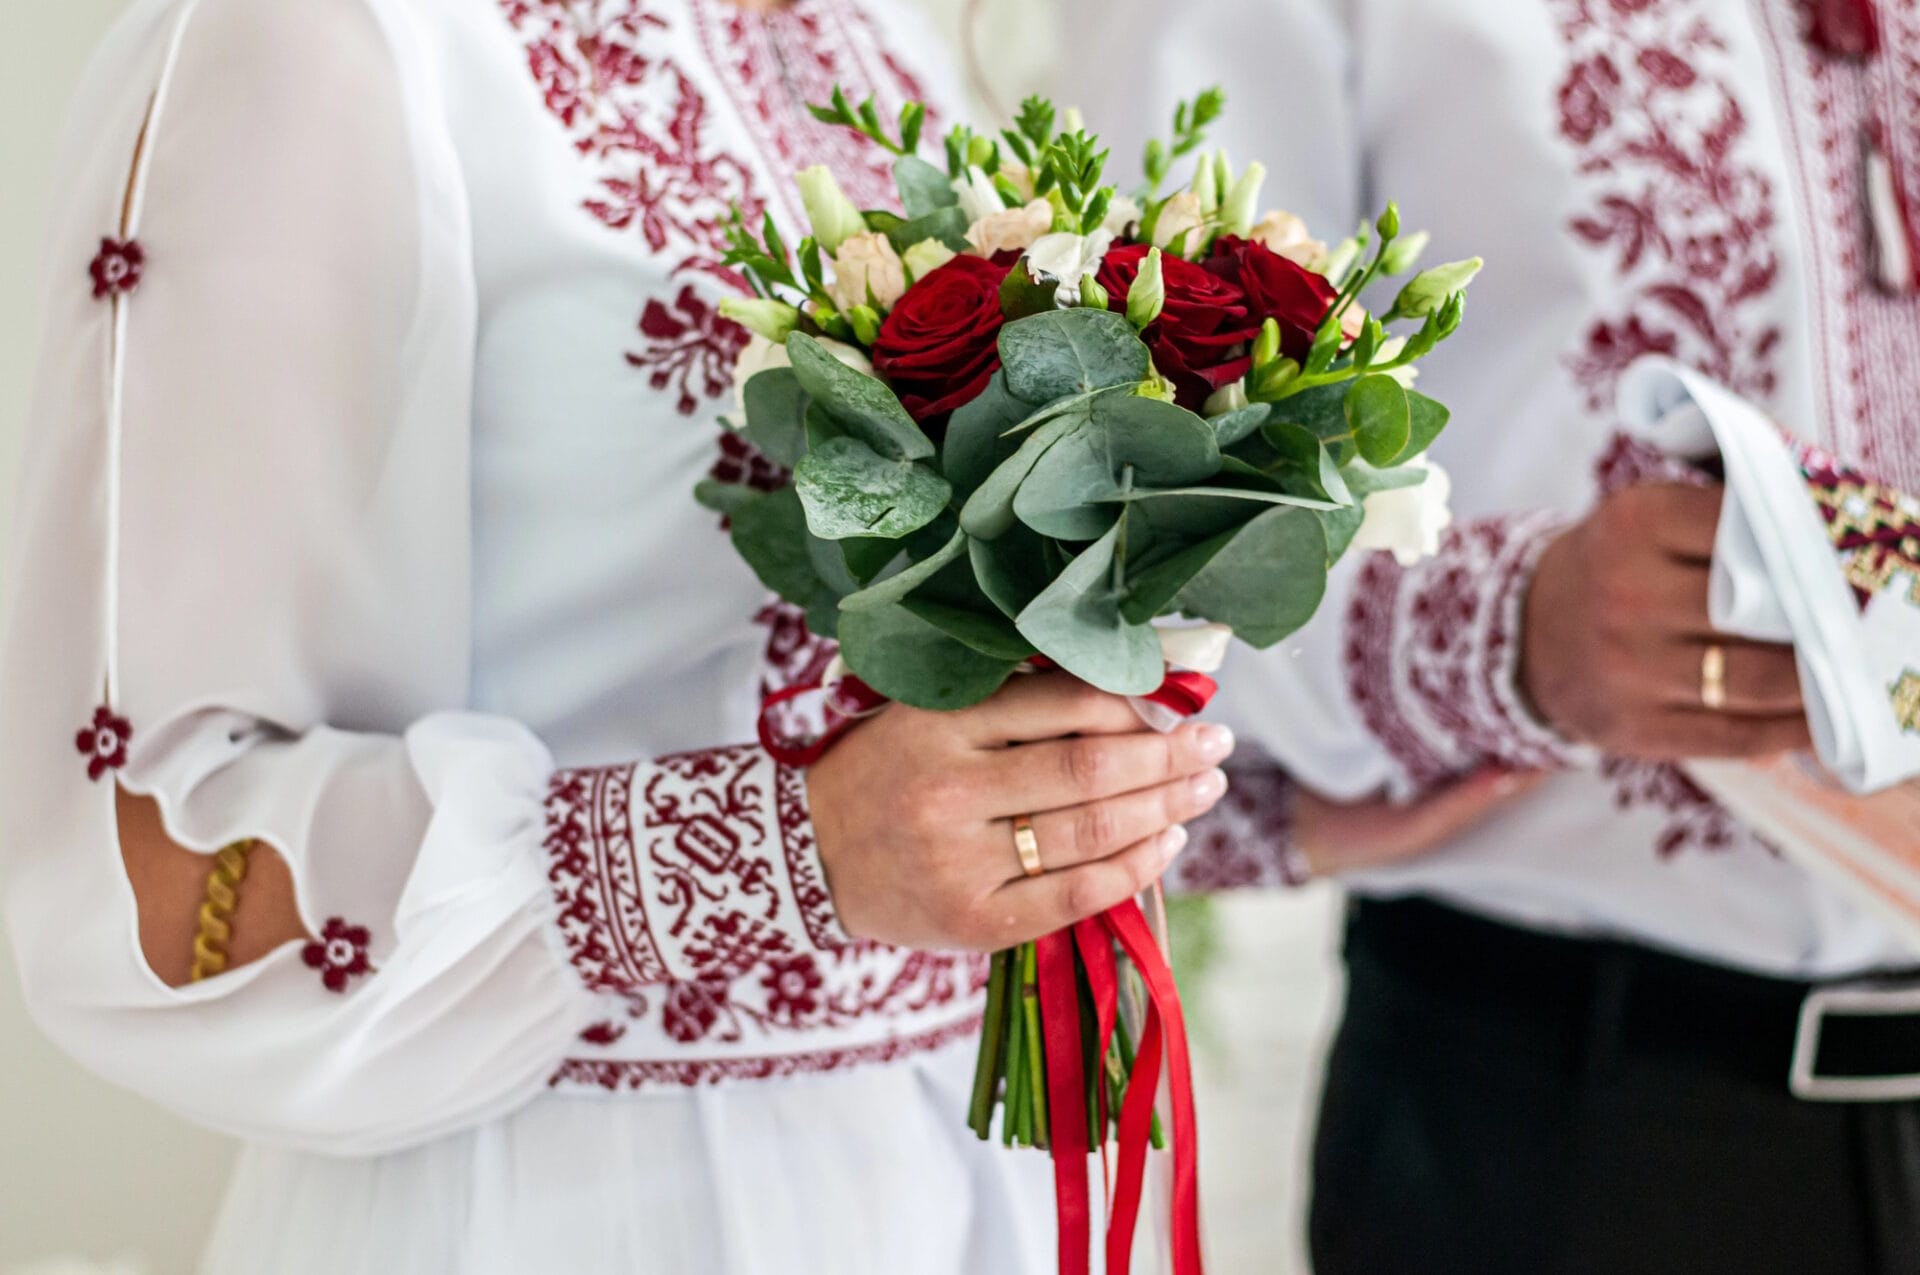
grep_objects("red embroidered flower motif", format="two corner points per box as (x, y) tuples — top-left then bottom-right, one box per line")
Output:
(75, 706), (132, 781)
(579, 1019), (629, 1047)
(661, 978), (729, 1043)
(1559, 54), (1624, 145)
(709, 430), (787, 494)
(301, 918), (372, 993)
(759, 954), (824, 1023)
(626, 285), (750, 416)
(89, 238), (144, 300)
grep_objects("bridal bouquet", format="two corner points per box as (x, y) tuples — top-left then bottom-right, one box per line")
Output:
(701, 86), (1476, 1273)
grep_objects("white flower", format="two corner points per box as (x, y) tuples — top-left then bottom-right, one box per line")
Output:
(966, 198), (1055, 257)
(718, 295), (801, 343)
(1156, 622), (1235, 674)
(952, 165), (1004, 225)
(1022, 228), (1114, 307)
(827, 232), (907, 313)
(1220, 161), (1267, 237)
(1151, 192), (1207, 256)
(1248, 209), (1326, 267)
(730, 333), (872, 415)
(796, 165), (867, 254)
(1352, 457), (1453, 566)
(901, 236), (958, 282)
(1201, 380), (1250, 417)
(1102, 193), (1143, 237)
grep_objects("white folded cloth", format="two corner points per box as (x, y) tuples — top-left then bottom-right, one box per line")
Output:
(1619, 358), (1920, 794)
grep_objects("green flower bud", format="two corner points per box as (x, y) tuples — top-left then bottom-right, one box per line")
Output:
(718, 296), (802, 344)
(1376, 201), (1401, 241)
(845, 304), (882, 347)
(1079, 276), (1110, 310)
(1126, 246), (1166, 329)
(1391, 257), (1483, 319)
(1377, 229), (1430, 277)
(1191, 155), (1218, 215)
(1249, 357), (1302, 402)
(1221, 161), (1266, 238)
(1252, 316), (1281, 369)
(797, 165), (868, 254)
(1317, 236), (1363, 284)
(900, 237), (958, 282)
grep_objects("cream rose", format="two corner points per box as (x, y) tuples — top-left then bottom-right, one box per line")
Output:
(965, 198), (1055, 257)
(1248, 209), (1326, 267)
(828, 232), (907, 313)
(1151, 191), (1207, 256)
(1352, 457), (1454, 566)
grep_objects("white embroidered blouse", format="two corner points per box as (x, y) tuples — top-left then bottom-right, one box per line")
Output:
(1086, 0), (1920, 979)
(0, 0), (990, 1154)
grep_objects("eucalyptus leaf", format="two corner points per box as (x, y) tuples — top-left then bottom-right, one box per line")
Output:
(794, 436), (952, 541)
(1121, 530), (1235, 623)
(1345, 463), (1429, 499)
(998, 309), (1151, 405)
(1209, 402), (1270, 448)
(1267, 381), (1350, 445)
(786, 333), (933, 461)
(958, 414), (1080, 540)
(901, 597), (1036, 662)
(1176, 506), (1330, 646)
(969, 523), (1054, 618)
(837, 603), (1020, 710)
(694, 479), (763, 518)
(1113, 485), (1341, 511)
(1016, 522), (1165, 695)
(1320, 503), (1366, 562)
(840, 528), (967, 611)
(883, 206), (970, 255)
(1013, 396), (1221, 540)
(730, 485), (839, 616)
(1345, 374), (1411, 468)
(1386, 390), (1450, 466)
(894, 154), (958, 219)
(841, 536), (904, 585)
(805, 402), (846, 450)
(739, 367), (810, 469)
(942, 373), (1029, 499)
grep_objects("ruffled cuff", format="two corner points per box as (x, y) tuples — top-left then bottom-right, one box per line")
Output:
(1167, 766), (1309, 892)
(541, 745), (849, 998)
(1343, 511), (1589, 794)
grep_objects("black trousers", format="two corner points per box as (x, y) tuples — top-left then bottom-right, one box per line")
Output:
(1309, 898), (1920, 1275)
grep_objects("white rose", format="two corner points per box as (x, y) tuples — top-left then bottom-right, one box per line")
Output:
(1248, 209), (1326, 267)
(1022, 228), (1114, 306)
(901, 236), (957, 282)
(952, 165), (1004, 225)
(828, 232), (907, 313)
(1151, 191), (1207, 256)
(966, 198), (1055, 257)
(731, 333), (872, 415)
(1352, 457), (1453, 566)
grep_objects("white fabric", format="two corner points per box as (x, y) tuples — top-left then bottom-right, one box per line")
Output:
(1620, 358), (1920, 795)
(0, 0), (1048, 1269)
(1062, 0), (1919, 977)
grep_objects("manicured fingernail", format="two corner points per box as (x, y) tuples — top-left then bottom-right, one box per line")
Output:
(1191, 768), (1227, 801)
(1194, 723), (1235, 762)
(1160, 825), (1189, 857)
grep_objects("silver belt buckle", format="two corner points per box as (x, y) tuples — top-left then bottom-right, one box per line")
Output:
(1789, 982), (1920, 1102)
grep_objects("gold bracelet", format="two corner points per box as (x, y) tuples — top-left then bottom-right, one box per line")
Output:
(189, 840), (256, 983)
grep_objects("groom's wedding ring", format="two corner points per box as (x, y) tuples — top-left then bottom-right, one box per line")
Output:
(1012, 814), (1044, 878)
(1701, 643), (1728, 711)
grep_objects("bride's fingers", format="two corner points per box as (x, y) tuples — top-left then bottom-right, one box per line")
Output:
(983, 826), (1188, 948)
(997, 769), (1228, 878)
(959, 672), (1148, 744)
(978, 721), (1235, 815)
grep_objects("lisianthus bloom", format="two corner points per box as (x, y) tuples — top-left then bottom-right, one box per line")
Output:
(828, 232), (907, 313)
(1097, 244), (1258, 410)
(871, 252), (1017, 428)
(1248, 209), (1326, 267)
(966, 198), (1054, 257)
(1204, 234), (1338, 361)
(1150, 191), (1207, 255)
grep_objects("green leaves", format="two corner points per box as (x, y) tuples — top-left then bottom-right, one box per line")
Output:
(837, 603), (1020, 710)
(1345, 374), (1411, 467)
(840, 527), (967, 611)
(959, 414), (1081, 540)
(1013, 396), (1220, 540)
(998, 310), (1152, 404)
(1389, 257), (1482, 320)
(794, 437), (951, 541)
(1016, 522), (1165, 695)
(786, 333), (933, 461)
(894, 154), (957, 218)
(1172, 506), (1329, 647)
(740, 367), (809, 468)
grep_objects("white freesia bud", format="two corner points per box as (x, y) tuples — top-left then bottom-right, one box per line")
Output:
(719, 295), (801, 343)
(1127, 246), (1166, 328)
(901, 236), (958, 282)
(797, 165), (867, 254)
(1023, 228), (1115, 307)
(1352, 457), (1453, 567)
(1221, 161), (1265, 237)
(731, 332), (872, 415)
(1248, 209), (1326, 266)
(1201, 380), (1250, 417)
(827, 232), (907, 313)
(953, 165), (1004, 225)
(1102, 193), (1144, 237)
(1152, 192), (1207, 256)
(1156, 622), (1235, 674)
(966, 198), (1054, 257)
(1191, 156), (1218, 215)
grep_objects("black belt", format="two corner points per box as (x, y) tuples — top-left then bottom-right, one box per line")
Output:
(1347, 896), (1920, 1102)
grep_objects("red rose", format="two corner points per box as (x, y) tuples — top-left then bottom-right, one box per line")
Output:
(1096, 244), (1259, 410)
(1203, 235), (1338, 360)
(872, 252), (1017, 429)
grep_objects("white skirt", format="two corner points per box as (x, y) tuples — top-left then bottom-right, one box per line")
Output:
(199, 1037), (1057, 1275)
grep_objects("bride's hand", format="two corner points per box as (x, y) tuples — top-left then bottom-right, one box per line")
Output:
(808, 672), (1235, 951)
(1292, 766), (1548, 877)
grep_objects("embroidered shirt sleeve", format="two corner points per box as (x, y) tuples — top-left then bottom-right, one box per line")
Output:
(1342, 513), (1584, 793)
(1166, 765), (1308, 892)
(543, 744), (846, 997)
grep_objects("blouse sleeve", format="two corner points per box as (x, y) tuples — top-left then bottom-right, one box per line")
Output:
(0, 0), (842, 1155)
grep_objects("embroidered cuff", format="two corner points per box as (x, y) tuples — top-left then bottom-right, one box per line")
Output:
(1344, 512), (1587, 793)
(542, 745), (848, 998)
(1169, 766), (1306, 891)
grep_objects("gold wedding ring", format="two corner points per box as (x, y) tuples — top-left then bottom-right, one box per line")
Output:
(1701, 643), (1728, 711)
(1012, 813), (1044, 878)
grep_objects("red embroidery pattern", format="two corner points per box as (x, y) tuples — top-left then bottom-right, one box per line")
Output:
(301, 918), (372, 993)
(545, 762), (669, 993)
(1169, 767), (1301, 892)
(75, 705), (131, 781)
(1797, 439), (1920, 609)
(89, 238), (144, 300)
(551, 1013), (983, 1090)
(1342, 514), (1574, 793)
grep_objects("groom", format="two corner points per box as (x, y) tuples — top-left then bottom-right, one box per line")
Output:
(1065, 1), (1920, 1271)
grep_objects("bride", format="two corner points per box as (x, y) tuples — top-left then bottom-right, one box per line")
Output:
(0, 1), (1239, 1270)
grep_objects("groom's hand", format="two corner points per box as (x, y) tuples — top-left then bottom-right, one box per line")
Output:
(808, 672), (1235, 951)
(1519, 483), (1811, 760)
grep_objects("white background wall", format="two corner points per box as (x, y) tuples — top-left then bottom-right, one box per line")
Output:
(0, 4), (1342, 1271)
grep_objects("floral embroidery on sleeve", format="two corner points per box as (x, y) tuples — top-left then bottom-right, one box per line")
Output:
(89, 238), (145, 300)
(302, 918), (373, 993)
(76, 705), (132, 781)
